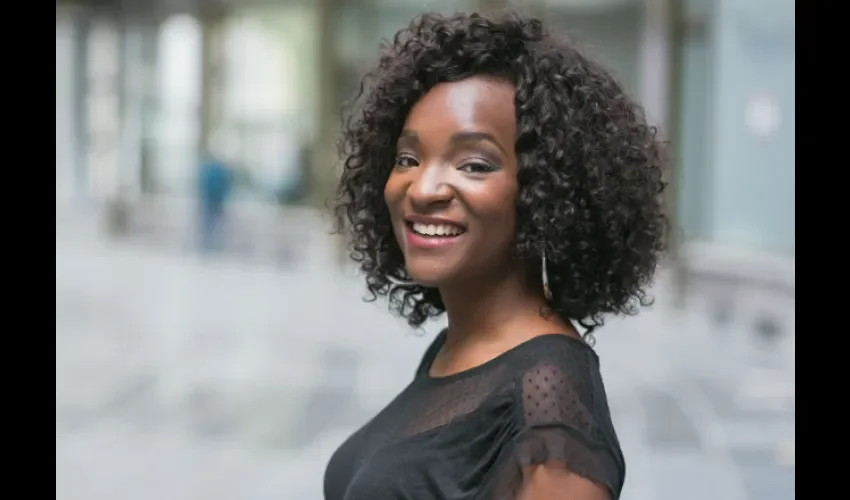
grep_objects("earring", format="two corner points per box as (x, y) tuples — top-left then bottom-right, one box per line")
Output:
(542, 249), (552, 301)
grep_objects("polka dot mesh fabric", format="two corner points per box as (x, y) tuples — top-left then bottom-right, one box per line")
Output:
(323, 331), (625, 500)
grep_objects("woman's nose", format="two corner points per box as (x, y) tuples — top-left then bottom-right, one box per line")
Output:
(407, 165), (453, 207)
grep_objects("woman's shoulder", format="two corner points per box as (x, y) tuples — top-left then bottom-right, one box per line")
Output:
(457, 333), (625, 498)
(502, 334), (609, 421)
(504, 332), (599, 370)
(483, 333), (604, 397)
(498, 334), (625, 498)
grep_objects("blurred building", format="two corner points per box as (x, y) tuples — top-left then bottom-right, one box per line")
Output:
(56, 0), (794, 301)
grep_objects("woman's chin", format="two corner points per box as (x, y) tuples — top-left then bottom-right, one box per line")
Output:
(407, 275), (446, 289)
(405, 264), (453, 289)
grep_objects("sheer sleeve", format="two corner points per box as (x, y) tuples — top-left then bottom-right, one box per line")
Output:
(482, 344), (625, 500)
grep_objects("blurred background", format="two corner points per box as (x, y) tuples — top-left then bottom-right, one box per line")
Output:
(55, 0), (794, 499)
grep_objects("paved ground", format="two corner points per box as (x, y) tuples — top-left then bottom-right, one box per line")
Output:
(56, 205), (795, 500)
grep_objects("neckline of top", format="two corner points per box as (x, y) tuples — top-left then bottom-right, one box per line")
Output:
(420, 330), (597, 384)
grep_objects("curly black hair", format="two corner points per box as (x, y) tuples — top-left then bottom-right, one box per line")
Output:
(334, 11), (669, 333)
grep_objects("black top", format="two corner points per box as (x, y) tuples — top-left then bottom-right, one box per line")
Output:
(323, 330), (625, 500)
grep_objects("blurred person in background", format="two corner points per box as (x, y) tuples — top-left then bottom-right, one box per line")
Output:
(327, 10), (668, 500)
(197, 150), (234, 253)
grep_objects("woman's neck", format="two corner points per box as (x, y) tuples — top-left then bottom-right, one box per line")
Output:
(438, 265), (572, 349)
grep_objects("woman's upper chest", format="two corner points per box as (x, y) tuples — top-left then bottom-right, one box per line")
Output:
(326, 378), (516, 500)
(338, 407), (511, 500)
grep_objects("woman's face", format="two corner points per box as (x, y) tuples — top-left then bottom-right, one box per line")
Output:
(384, 76), (519, 288)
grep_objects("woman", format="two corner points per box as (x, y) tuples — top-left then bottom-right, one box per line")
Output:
(326, 10), (668, 500)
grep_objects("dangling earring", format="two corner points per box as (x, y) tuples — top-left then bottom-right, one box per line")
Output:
(542, 249), (552, 301)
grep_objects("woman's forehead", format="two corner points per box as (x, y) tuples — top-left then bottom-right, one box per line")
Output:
(403, 77), (516, 143)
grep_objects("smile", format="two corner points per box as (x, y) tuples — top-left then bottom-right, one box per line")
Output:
(405, 222), (465, 249)
(411, 223), (465, 237)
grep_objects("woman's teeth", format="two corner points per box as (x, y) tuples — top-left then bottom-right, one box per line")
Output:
(411, 223), (464, 237)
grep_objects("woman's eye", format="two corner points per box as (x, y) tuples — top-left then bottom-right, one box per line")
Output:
(458, 161), (497, 174)
(395, 155), (419, 168)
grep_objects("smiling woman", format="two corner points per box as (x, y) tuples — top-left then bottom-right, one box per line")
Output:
(385, 76), (520, 288)
(328, 9), (669, 500)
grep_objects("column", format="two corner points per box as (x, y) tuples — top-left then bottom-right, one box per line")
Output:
(86, 14), (123, 203)
(72, 11), (90, 202)
(138, 16), (160, 194)
(669, 0), (712, 305)
(198, 5), (226, 158)
(57, 8), (79, 204)
(639, 0), (672, 130)
(312, 0), (341, 211)
(119, 12), (144, 200)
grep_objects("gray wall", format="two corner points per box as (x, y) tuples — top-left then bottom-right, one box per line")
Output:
(677, 0), (795, 257)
